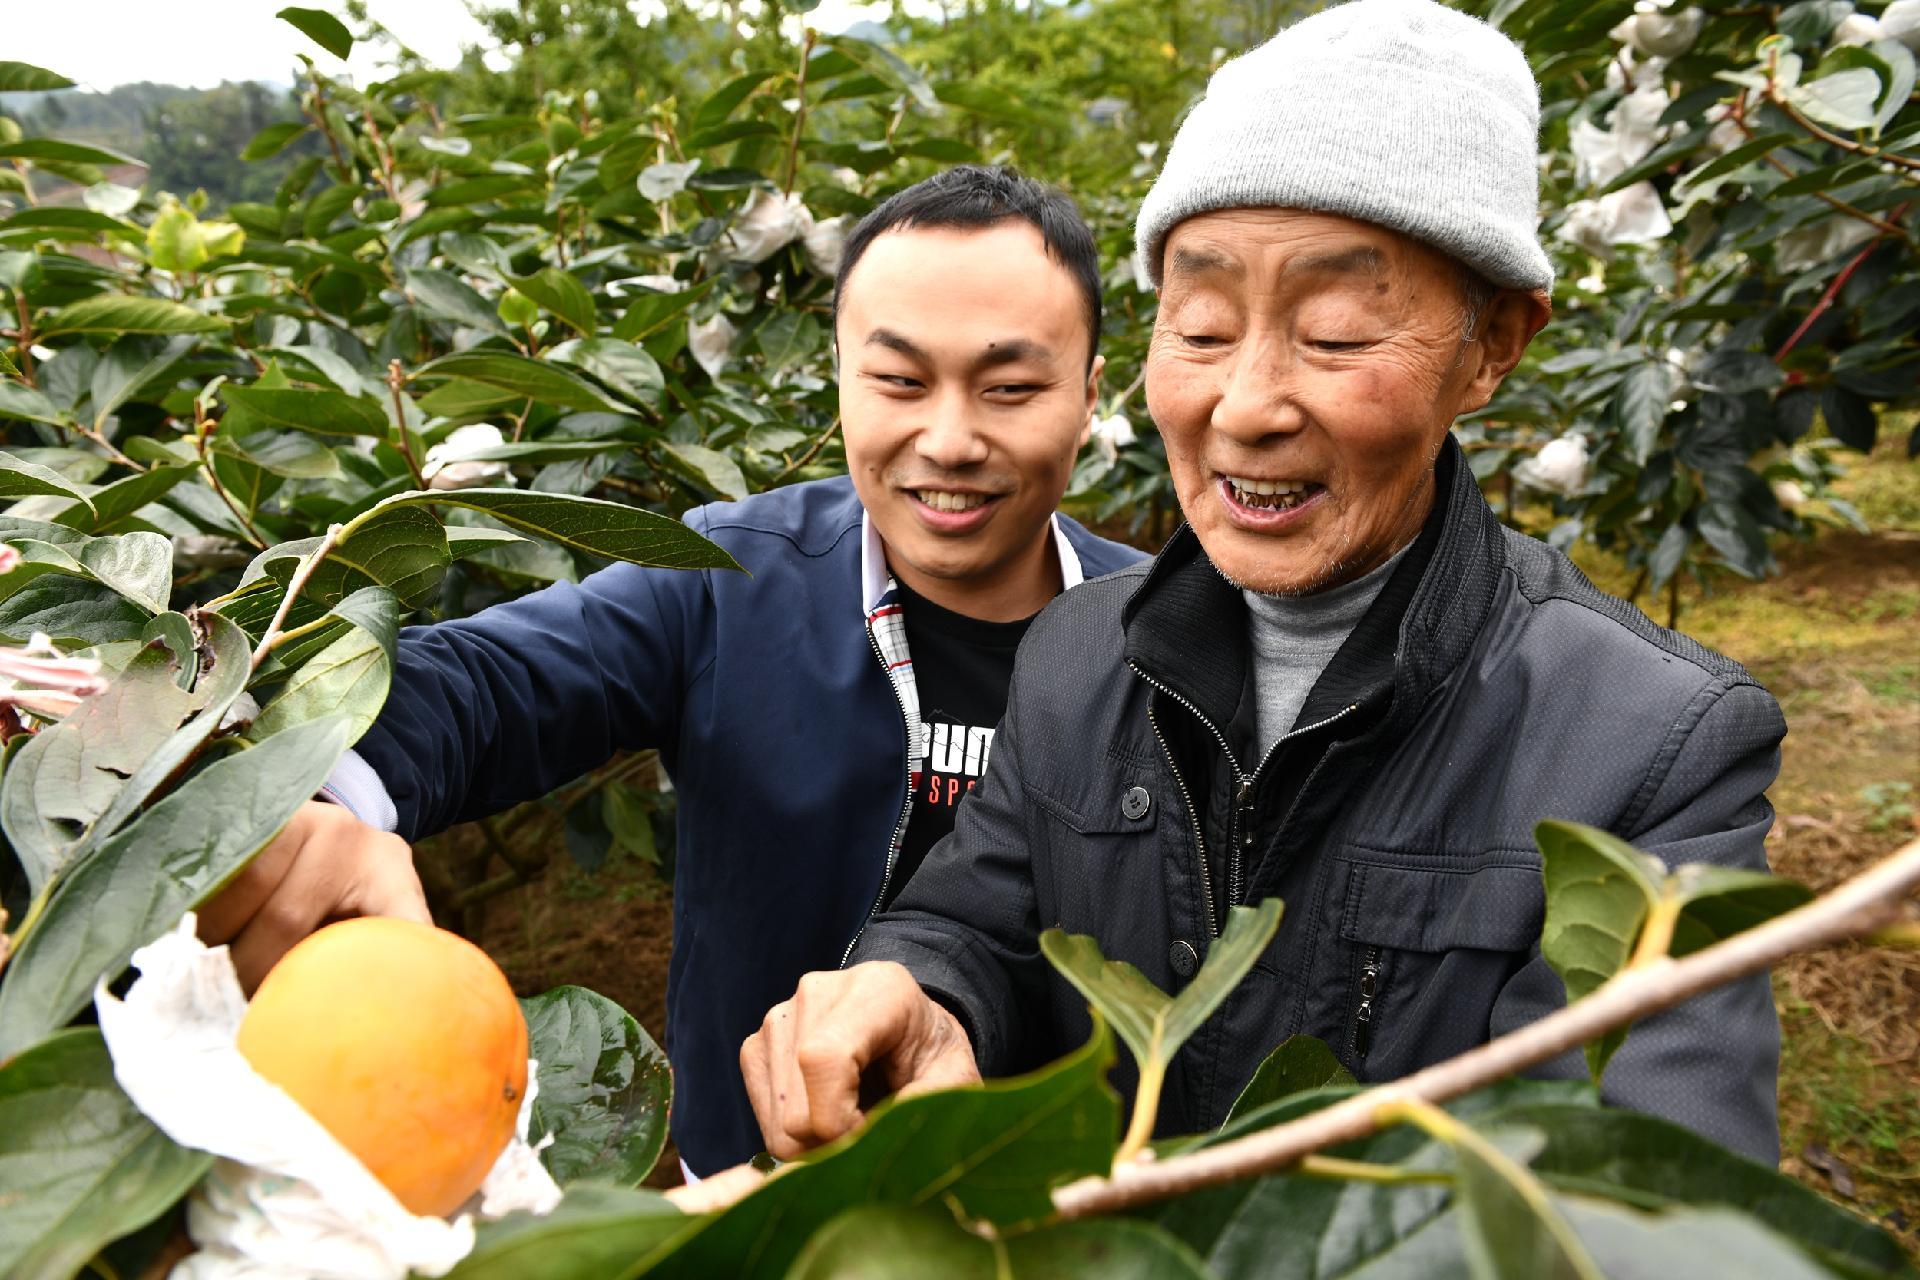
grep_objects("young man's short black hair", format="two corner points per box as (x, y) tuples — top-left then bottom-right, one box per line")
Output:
(832, 165), (1103, 369)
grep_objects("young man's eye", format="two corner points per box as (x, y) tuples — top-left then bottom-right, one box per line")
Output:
(986, 383), (1043, 396)
(870, 373), (923, 389)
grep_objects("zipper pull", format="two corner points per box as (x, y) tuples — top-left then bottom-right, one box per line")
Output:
(1353, 945), (1381, 1062)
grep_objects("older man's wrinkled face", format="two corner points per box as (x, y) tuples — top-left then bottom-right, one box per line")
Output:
(1146, 209), (1538, 595)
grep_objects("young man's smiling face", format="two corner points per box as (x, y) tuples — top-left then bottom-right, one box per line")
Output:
(837, 221), (1102, 621)
(1145, 208), (1543, 596)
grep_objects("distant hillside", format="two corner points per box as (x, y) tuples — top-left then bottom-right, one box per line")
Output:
(4, 81), (315, 210)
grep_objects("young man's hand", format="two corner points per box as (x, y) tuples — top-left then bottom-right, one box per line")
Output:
(197, 800), (431, 991)
(740, 961), (981, 1159)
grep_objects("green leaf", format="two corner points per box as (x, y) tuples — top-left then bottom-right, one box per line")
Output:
(146, 200), (209, 274)
(89, 335), (190, 429)
(447, 1185), (692, 1280)
(0, 139), (141, 167)
(509, 268), (598, 336)
(755, 309), (822, 371)
(415, 351), (623, 414)
(407, 268), (508, 335)
(693, 70), (777, 129)
(1612, 361), (1671, 466)
(0, 715), (352, 1059)
(248, 586), (397, 746)
(213, 429), (342, 479)
(0, 1029), (213, 1280)
(246, 505), (451, 610)
(0, 208), (139, 239)
(1787, 67), (1883, 131)
(1223, 1035), (1354, 1125)
(656, 440), (748, 502)
(1508, 1103), (1913, 1275)
(1555, 1197), (1853, 1280)
(1534, 820), (1661, 1082)
(354, 488), (742, 571)
(77, 532), (171, 614)
(548, 338), (663, 408)
(820, 33), (939, 110)
(613, 279), (713, 342)
(1673, 133), (1796, 196)
(277, 4), (353, 58)
(221, 385), (389, 437)
(1666, 864), (1813, 956)
(0, 632), (200, 899)
(787, 1205), (1212, 1279)
(0, 61), (77, 92)
(52, 463), (195, 534)
(1041, 898), (1282, 1157)
(39, 295), (228, 337)
(0, 382), (69, 427)
(1434, 1118), (1606, 1280)
(519, 986), (672, 1187)
(0, 576), (149, 646)
(241, 121), (309, 162)
(647, 1021), (1118, 1276)
(0, 449), (97, 511)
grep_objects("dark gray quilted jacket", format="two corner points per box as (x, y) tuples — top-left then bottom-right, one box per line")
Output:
(852, 439), (1785, 1163)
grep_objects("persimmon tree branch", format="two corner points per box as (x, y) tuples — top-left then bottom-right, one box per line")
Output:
(251, 522), (343, 673)
(1052, 834), (1920, 1220)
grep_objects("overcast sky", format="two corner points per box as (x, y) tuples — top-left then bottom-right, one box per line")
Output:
(10, 0), (900, 92)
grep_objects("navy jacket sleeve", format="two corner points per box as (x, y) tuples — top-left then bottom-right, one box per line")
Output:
(353, 510), (718, 840)
(1491, 676), (1787, 1163)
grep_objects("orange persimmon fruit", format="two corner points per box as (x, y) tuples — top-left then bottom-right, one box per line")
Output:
(235, 916), (529, 1218)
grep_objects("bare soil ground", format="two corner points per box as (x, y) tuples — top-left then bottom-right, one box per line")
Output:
(426, 441), (1920, 1227)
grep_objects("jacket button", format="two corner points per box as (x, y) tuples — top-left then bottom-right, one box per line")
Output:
(1169, 940), (1199, 978)
(1121, 786), (1152, 821)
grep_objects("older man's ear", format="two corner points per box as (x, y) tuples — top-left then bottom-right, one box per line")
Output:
(1460, 288), (1553, 414)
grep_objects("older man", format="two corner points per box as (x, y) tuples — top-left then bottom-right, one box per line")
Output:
(741, 0), (1784, 1164)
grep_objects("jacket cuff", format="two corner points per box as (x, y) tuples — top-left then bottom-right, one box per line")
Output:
(850, 933), (1003, 1072)
(316, 749), (399, 833)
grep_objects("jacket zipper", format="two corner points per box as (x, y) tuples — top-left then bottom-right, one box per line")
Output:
(1131, 658), (1361, 934)
(1351, 944), (1382, 1062)
(840, 623), (917, 967)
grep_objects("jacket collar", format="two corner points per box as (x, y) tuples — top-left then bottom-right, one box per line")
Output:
(860, 512), (1086, 615)
(1122, 436), (1503, 735)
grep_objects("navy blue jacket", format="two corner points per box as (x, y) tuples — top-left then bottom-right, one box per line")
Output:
(346, 476), (1144, 1173)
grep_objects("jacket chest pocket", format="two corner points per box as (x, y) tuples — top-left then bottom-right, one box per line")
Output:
(1335, 854), (1544, 1075)
(1026, 761), (1170, 950)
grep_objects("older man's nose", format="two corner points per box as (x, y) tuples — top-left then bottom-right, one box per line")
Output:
(913, 393), (992, 467)
(1210, 345), (1307, 443)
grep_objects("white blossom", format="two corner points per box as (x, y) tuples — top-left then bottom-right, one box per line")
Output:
(1702, 102), (1747, 157)
(0, 544), (16, 575)
(1774, 215), (1877, 272)
(1090, 413), (1136, 449)
(1514, 434), (1591, 496)
(725, 188), (811, 264)
(1771, 479), (1809, 510)
(1611, 8), (1704, 57)
(0, 633), (107, 720)
(1558, 183), (1673, 254)
(424, 423), (513, 491)
(611, 273), (685, 296)
(803, 215), (851, 278)
(1832, 12), (1882, 44)
(1884, 0), (1920, 50)
(638, 160), (700, 202)
(689, 313), (738, 379)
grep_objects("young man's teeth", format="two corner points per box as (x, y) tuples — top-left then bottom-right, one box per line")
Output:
(1226, 477), (1313, 510)
(917, 490), (988, 513)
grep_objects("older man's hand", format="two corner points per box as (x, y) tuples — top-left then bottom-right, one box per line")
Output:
(197, 800), (431, 991)
(741, 962), (981, 1159)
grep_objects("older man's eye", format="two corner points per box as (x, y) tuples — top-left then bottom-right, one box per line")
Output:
(1181, 333), (1228, 349)
(1308, 338), (1374, 352)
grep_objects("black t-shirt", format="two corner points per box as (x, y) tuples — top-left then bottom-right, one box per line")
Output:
(883, 581), (1035, 908)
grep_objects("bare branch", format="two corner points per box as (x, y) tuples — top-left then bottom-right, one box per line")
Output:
(1052, 835), (1920, 1220)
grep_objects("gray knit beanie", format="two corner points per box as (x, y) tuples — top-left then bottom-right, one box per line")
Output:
(1134, 0), (1553, 293)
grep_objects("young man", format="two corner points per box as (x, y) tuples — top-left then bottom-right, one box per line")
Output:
(197, 166), (1145, 1175)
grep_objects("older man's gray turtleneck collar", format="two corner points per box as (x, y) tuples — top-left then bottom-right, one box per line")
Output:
(1242, 542), (1413, 761)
